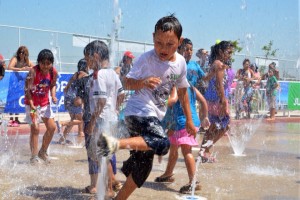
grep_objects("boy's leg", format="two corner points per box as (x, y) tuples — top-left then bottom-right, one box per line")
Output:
(119, 136), (150, 151)
(107, 162), (114, 197)
(115, 174), (137, 200)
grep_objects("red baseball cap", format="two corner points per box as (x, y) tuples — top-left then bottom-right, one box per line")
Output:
(124, 51), (135, 59)
(0, 54), (4, 61)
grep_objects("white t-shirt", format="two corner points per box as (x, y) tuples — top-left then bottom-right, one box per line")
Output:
(89, 68), (124, 122)
(124, 49), (189, 120)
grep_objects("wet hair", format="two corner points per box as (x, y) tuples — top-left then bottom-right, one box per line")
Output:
(77, 58), (88, 73)
(178, 38), (193, 52)
(37, 49), (54, 64)
(243, 58), (250, 65)
(15, 46), (30, 65)
(209, 40), (234, 64)
(84, 40), (109, 61)
(154, 14), (182, 40)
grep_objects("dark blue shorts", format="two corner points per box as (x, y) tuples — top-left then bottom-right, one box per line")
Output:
(121, 115), (170, 187)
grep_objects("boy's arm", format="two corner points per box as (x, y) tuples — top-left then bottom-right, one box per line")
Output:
(124, 77), (161, 90)
(177, 87), (196, 136)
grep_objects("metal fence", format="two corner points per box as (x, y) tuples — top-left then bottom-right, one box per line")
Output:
(1, 24), (299, 80)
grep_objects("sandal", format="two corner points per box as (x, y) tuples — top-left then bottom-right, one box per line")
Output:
(179, 181), (201, 194)
(81, 186), (97, 194)
(154, 174), (175, 183)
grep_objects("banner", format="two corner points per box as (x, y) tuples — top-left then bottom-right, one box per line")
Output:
(277, 81), (289, 109)
(3, 71), (72, 113)
(287, 82), (300, 110)
(0, 72), (11, 112)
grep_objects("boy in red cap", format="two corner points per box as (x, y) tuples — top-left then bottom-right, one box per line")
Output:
(115, 51), (135, 85)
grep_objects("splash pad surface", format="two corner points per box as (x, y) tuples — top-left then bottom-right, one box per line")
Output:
(0, 119), (299, 200)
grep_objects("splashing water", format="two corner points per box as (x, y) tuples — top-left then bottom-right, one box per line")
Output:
(227, 118), (262, 156)
(180, 132), (207, 200)
(97, 157), (108, 200)
(228, 123), (252, 156)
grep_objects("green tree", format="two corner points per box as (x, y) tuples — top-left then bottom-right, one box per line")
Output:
(260, 40), (279, 75)
(262, 40), (278, 58)
(230, 40), (243, 63)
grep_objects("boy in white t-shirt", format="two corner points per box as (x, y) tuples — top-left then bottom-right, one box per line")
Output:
(83, 40), (125, 197)
(97, 14), (195, 200)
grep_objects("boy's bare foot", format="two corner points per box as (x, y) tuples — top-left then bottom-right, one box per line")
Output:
(81, 186), (97, 194)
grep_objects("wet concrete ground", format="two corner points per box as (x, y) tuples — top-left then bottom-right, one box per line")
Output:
(0, 118), (299, 200)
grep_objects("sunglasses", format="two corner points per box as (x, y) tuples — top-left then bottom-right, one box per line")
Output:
(19, 52), (26, 55)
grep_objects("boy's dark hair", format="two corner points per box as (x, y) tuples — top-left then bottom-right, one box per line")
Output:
(84, 40), (109, 61)
(77, 58), (88, 73)
(209, 41), (234, 64)
(154, 14), (182, 40)
(37, 49), (54, 64)
(178, 38), (193, 50)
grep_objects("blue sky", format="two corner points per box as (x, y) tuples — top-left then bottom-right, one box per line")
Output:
(0, 0), (299, 62)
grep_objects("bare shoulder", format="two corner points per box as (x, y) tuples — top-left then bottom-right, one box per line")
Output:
(77, 71), (88, 79)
